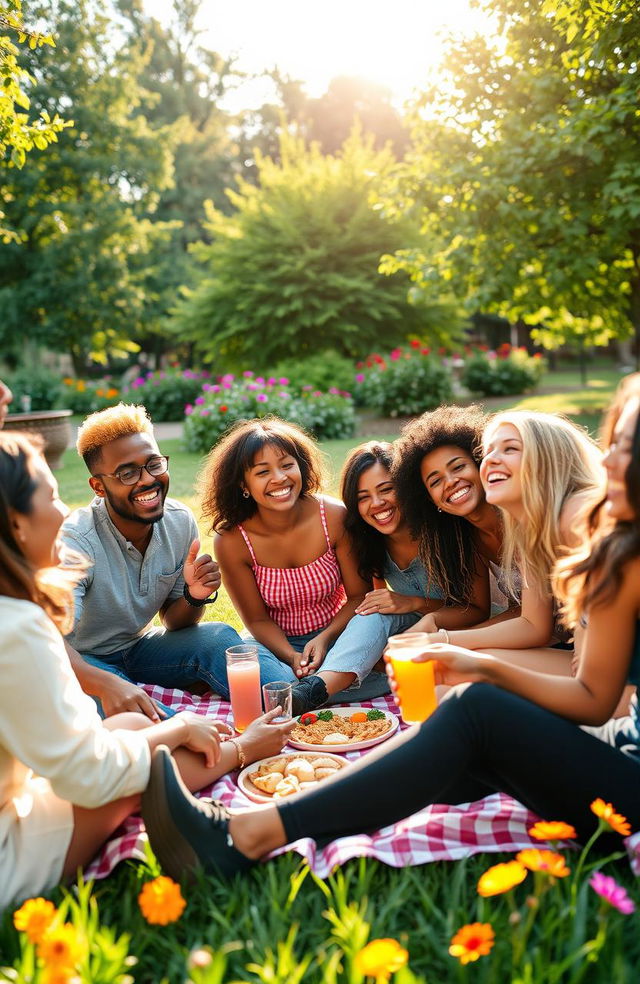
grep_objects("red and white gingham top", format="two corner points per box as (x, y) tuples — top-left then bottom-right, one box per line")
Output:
(237, 497), (347, 636)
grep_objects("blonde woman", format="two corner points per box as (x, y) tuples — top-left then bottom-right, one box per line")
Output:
(412, 410), (603, 674)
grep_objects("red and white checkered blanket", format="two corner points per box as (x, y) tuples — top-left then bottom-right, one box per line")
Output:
(86, 686), (547, 881)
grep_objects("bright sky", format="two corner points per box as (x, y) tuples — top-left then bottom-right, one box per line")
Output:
(145, 0), (495, 108)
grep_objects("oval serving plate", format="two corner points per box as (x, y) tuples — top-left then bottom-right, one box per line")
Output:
(287, 706), (399, 754)
(238, 751), (346, 804)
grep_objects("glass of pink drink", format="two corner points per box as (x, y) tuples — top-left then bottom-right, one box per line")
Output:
(225, 645), (262, 733)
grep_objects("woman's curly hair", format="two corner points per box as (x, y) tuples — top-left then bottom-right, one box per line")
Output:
(340, 441), (394, 583)
(555, 373), (640, 626)
(198, 416), (326, 533)
(392, 405), (486, 604)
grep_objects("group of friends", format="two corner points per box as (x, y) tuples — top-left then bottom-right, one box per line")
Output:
(1, 370), (640, 906)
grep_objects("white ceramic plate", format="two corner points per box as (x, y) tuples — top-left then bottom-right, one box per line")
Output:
(238, 751), (346, 804)
(287, 706), (399, 753)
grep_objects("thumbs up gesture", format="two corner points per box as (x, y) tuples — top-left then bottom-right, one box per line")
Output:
(183, 538), (221, 601)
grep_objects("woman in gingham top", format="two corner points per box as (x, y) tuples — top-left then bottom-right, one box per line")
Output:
(199, 417), (369, 713)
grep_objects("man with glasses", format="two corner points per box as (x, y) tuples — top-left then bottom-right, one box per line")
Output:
(61, 403), (243, 720)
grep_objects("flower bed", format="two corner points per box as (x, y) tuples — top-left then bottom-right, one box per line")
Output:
(460, 344), (546, 397)
(123, 369), (212, 422)
(353, 342), (454, 416)
(183, 373), (355, 453)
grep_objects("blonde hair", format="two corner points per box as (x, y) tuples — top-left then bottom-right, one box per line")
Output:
(484, 411), (603, 595)
(77, 404), (153, 471)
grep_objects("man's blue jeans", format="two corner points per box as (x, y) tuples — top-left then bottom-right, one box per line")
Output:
(82, 621), (243, 716)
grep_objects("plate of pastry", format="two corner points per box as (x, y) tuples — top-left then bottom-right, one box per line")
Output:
(287, 706), (399, 753)
(238, 752), (346, 803)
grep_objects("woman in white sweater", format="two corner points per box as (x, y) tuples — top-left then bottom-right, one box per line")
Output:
(0, 432), (291, 909)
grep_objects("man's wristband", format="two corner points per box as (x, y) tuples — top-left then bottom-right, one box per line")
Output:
(183, 583), (219, 607)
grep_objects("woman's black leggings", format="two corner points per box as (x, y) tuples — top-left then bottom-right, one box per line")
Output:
(278, 684), (640, 850)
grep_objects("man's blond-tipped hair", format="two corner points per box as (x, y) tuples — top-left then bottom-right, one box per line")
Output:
(76, 403), (154, 471)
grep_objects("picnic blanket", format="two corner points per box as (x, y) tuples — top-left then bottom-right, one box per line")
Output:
(85, 685), (552, 881)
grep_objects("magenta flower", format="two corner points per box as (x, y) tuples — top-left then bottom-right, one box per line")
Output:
(278, 377), (289, 385)
(195, 396), (205, 405)
(589, 872), (636, 914)
(355, 373), (365, 383)
(247, 382), (258, 391)
(278, 391), (289, 398)
(256, 393), (268, 402)
(267, 376), (276, 385)
(302, 384), (313, 391)
(329, 386), (339, 395)
(255, 376), (265, 386)
(200, 408), (209, 416)
(133, 376), (145, 386)
(390, 348), (402, 360)
(312, 390), (322, 397)
(220, 373), (235, 386)
(185, 404), (193, 415)
(243, 370), (254, 378)
(211, 384), (220, 393)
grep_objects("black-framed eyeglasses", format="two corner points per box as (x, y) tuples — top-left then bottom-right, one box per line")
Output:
(94, 455), (170, 486)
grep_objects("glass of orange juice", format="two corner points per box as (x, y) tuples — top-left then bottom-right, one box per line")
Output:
(226, 644), (262, 733)
(384, 632), (437, 724)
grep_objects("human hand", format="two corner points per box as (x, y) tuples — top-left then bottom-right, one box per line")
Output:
(234, 708), (295, 763)
(98, 674), (166, 722)
(355, 589), (414, 616)
(298, 636), (328, 676)
(183, 538), (221, 601)
(412, 613), (438, 634)
(178, 711), (233, 767)
(421, 643), (488, 687)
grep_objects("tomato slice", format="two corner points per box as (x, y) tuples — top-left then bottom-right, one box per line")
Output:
(299, 712), (318, 725)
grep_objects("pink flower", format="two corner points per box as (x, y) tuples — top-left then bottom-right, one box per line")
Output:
(200, 408), (209, 416)
(211, 384), (220, 393)
(195, 396), (205, 405)
(312, 390), (322, 397)
(256, 393), (268, 402)
(278, 391), (289, 398)
(589, 872), (636, 914)
(185, 404), (193, 415)
(220, 373), (235, 386)
(255, 376), (265, 386)
(267, 376), (276, 385)
(355, 373), (365, 383)
(329, 387), (339, 395)
(247, 382), (258, 391)
(243, 370), (254, 378)
(133, 376), (145, 386)
(278, 377), (289, 385)
(302, 384), (313, 391)
(390, 348), (402, 361)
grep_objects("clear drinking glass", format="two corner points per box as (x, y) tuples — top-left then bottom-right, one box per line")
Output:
(262, 680), (293, 721)
(383, 633), (437, 724)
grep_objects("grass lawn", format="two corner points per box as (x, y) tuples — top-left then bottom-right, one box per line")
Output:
(4, 368), (637, 982)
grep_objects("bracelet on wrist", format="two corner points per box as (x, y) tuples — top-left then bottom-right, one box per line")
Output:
(230, 738), (246, 769)
(183, 583), (219, 607)
(438, 627), (450, 644)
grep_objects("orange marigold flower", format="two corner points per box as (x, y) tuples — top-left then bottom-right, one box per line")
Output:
(516, 849), (570, 878)
(354, 938), (408, 980)
(13, 897), (57, 944)
(37, 923), (83, 968)
(138, 876), (186, 925)
(528, 821), (577, 842)
(590, 799), (632, 836)
(477, 860), (527, 897)
(41, 968), (78, 984)
(449, 922), (495, 965)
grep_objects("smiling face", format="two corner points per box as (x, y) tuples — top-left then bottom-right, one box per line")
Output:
(14, 455), (69, 570)
(243, 442), (303, 511)
(603, 395), (640, 522)
(420, 445), (485, 516)
(89, 432), (169, 529)
(356, 461), (403, 535)
(480, 423), (524, 514)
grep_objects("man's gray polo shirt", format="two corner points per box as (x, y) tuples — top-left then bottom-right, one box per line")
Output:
(62, 497), (198, 656)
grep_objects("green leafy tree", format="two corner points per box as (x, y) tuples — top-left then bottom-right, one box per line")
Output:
(386, 0), (640, 367)
(0, 0), (70, 240)
(0, 0), (175, 371)
(171, 130), (462, 368)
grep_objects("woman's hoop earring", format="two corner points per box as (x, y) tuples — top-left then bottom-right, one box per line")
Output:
(242, 488), (250, 499)
(437, 507), (442, 513)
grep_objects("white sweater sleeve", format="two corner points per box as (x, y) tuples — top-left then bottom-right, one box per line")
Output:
(0, 601), (150, 808)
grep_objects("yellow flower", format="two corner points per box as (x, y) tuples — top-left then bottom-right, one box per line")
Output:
(528, 820), (577, 842)
(354, 938), (408, 980)
(13, 897), (57, 944)
(516, 848), (570, 878)
(41, 968), (79, 984)
(138, 876), (186, 925)
(76, 381), (86, 392)
(477, 860), (527, 897)
(449, 922), (495, 965)
(37, 924), (83, 969)
(590, 798), (632, 836)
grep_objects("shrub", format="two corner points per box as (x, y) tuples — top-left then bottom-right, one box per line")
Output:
(7, 366), (63, 411)
(123, 368), (211, 422)
(461, 345), (546, 397)
(183, 375), (355, 453)
(61, 378), (121, 415)
(270, 352), (355, 396)
(353, 344), (453, 416)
